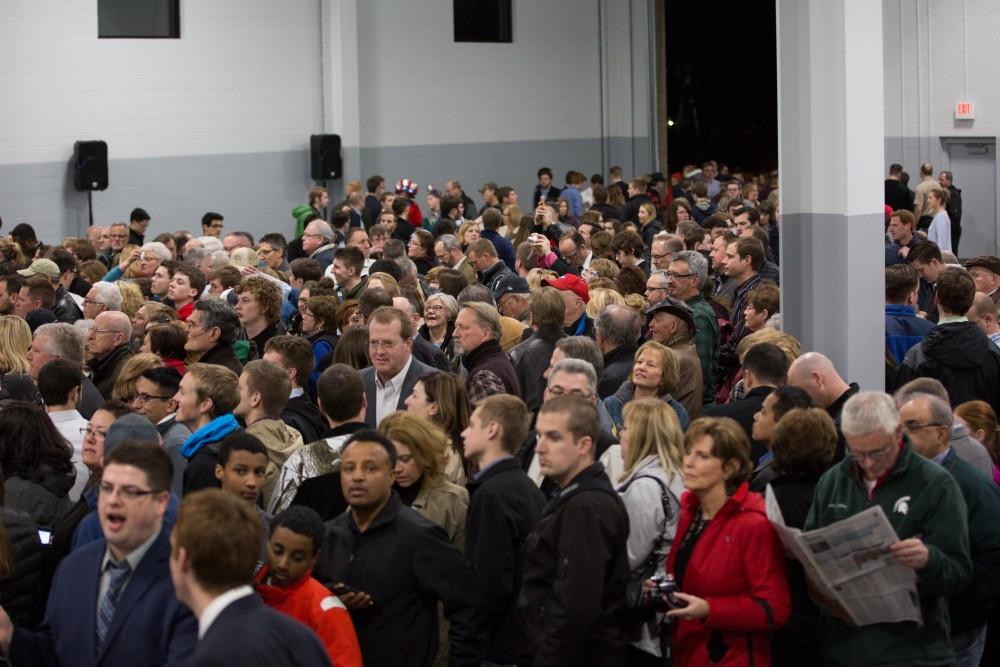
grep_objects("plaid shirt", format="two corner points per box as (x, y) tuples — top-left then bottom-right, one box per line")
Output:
(686, 294), (721, 404)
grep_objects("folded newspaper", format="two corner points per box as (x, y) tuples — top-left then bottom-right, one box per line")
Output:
(765, 485), (922, 626)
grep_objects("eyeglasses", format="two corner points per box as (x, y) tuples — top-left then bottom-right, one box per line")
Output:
(89, 328), (119, 336)
(302, 233), (324, 239)
(547, 386), (593, 399)
(369, 340), (401, 350)
(98, 482), (158, 502)
(132, 392), (172, 404)
(665, 271), (695, 280)
(83, 298), (106, 307)
(80, 426), (108, 438)
(651, 252), (671, 262)
(902, 421), (946, 432)
(425, 304), (445, 313)
(846, 443), (897, 463)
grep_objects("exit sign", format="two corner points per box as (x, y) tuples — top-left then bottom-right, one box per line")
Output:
(956, 102), (975, 119)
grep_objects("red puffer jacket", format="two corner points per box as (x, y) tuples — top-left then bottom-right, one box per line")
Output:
(666, 483), (790, 667)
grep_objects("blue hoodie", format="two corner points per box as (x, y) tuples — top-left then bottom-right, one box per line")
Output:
(885, 303), (935, 364)
(180, 414), (240, 460)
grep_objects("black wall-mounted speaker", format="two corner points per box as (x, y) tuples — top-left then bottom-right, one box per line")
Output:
(310, 134), (342, 180)
(73, 140), (109, 191)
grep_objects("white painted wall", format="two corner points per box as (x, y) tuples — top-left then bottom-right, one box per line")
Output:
(883, 0), (1000, 166)
(0, 0), (324, 166)
(353, 0), (604, 148)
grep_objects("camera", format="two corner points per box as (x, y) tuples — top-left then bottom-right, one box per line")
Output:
(648, 574), (687, 611)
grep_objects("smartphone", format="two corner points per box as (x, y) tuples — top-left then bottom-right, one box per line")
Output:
(332, 583), (360, 596)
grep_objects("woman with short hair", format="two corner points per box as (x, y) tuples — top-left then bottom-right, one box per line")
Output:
(663, 417), (790, 667)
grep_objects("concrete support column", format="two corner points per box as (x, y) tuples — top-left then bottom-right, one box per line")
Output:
(321, 0), (361, 197)
(777, 0), (885, 390)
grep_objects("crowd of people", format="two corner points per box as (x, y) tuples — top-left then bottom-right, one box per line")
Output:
(0, 159), (994, 666)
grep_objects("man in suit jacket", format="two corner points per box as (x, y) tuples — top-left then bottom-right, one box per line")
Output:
(170, 489), (331, 666)
(703, 342), (789, 464)
(360, 306), (435, 428)
(0, 443), (197, 666)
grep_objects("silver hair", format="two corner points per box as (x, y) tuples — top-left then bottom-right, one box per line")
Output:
(426, 292), (459, 322)
(184, 248), (211, 264)
(548, 358), (598, 396)
(34, 323), (85, 366)
(462, 302), (501, 341)
(141, 242), (172, 262)
(196, 236), (224, 253)
(89, 282), (122, 310)
(674, 250), (709, 287)
(437, 234), (461, 252)
(841, 391), (900, 437)
(305, 219), (335, 242)
(210, 250), (230, 270)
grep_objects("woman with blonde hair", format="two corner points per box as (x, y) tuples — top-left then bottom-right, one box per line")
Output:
(116, 281), (144, 320)
(615, 398), (686, 663)
(365, 271), (401, 297)
(526, 268), (557, 291)
(111, 353), (163, 403)
(378, 412), (469, 550)
(605, 341), (689, 432)
(0, 317), (31, 375)
(501, 205), (524, 241)
(457, 221), (481, 250)
(586, 287), (626, 320)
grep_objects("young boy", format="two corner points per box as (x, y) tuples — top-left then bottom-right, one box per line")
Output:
(214, 433), (270, 559)
(255, 506), (363, 667)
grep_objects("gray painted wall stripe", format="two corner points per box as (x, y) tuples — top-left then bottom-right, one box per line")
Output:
(0, 136), (654, 243)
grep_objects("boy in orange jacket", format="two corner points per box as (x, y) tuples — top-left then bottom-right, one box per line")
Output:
(255, 506), (363, 667)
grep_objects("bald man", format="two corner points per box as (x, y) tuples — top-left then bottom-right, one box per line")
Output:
(968, 292), (1000, 347)
(787, 352), (859, 459)
(87, 311), (134, 400)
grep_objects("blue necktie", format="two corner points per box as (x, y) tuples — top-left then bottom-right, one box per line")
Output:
(96, 559), (131, 646)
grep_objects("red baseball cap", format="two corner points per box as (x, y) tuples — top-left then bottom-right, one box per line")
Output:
(543, 274), (590, 303)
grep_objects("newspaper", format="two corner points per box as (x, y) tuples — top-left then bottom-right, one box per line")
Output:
(765, 485), (922, 626)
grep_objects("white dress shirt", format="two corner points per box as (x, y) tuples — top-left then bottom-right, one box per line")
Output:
(375, 356), (412, 426)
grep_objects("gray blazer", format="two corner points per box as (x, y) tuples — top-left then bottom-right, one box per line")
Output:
(360, 357), (436, 427)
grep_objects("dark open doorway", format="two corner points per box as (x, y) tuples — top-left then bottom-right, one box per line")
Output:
(665, 0), (778, 174)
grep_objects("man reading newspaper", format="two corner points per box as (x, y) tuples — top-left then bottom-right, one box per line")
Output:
(804, 391), (971, 667)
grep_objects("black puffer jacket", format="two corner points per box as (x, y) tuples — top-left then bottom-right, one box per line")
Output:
(4, 464), (74, 528)
(898, 321), (1000, 414)
(0, 508), (44, 628)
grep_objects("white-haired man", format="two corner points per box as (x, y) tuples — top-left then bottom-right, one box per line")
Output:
(805, 391), (971, 667)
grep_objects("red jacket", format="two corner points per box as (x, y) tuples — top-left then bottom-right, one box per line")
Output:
(255, 565), (363, 667)
(666, 483), (790, 667)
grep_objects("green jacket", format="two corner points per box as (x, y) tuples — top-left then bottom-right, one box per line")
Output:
(804, 440), (972, 667)
(684, 293), (719, 404)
